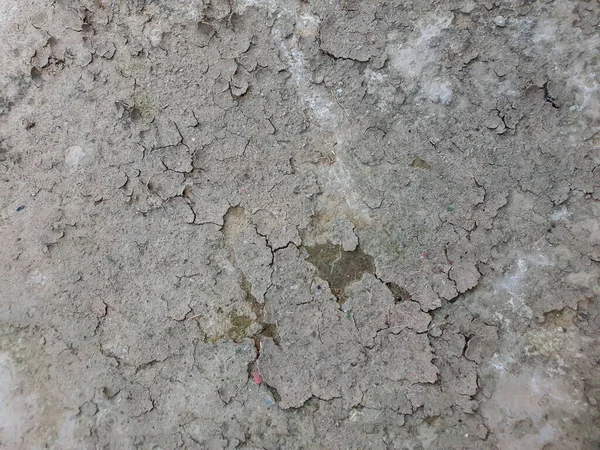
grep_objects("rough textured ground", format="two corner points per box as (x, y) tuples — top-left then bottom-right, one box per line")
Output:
(1, 0), (599, 448)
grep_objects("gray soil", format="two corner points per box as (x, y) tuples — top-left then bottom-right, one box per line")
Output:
(1, 0), (599, 449)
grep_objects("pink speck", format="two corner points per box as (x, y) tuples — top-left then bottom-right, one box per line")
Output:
(421, 251), (429, 259)
(252, 370), (263, 384)
(240, 188), (248, 194)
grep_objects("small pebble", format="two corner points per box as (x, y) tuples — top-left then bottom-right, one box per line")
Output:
(588, 396), (598, 406)
(494, 16), (506, 27)
(429, 327), (442, 337)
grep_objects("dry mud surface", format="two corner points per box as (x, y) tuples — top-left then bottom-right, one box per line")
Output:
(1, 0), (600, 449)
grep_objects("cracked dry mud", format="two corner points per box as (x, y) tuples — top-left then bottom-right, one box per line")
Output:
(0, 0), (599, 448)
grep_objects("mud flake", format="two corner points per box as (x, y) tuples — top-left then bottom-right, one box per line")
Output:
(371, 331), (438, 383)
(222, 206), (273, 302)
(411, 286), (443, 312)
(147, 171), (184, 200)
(155, 145), (193, 173)
(464, 320), (498, 364)
(449, 261), (481, 293)
(389, 301), (432, 333)
(342, 274), (394, 346)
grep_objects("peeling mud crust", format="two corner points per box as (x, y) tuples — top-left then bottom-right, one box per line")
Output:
(1, 0), (600, 448)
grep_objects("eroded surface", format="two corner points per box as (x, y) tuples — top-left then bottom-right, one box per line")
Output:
(0, 0), (599, 448)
